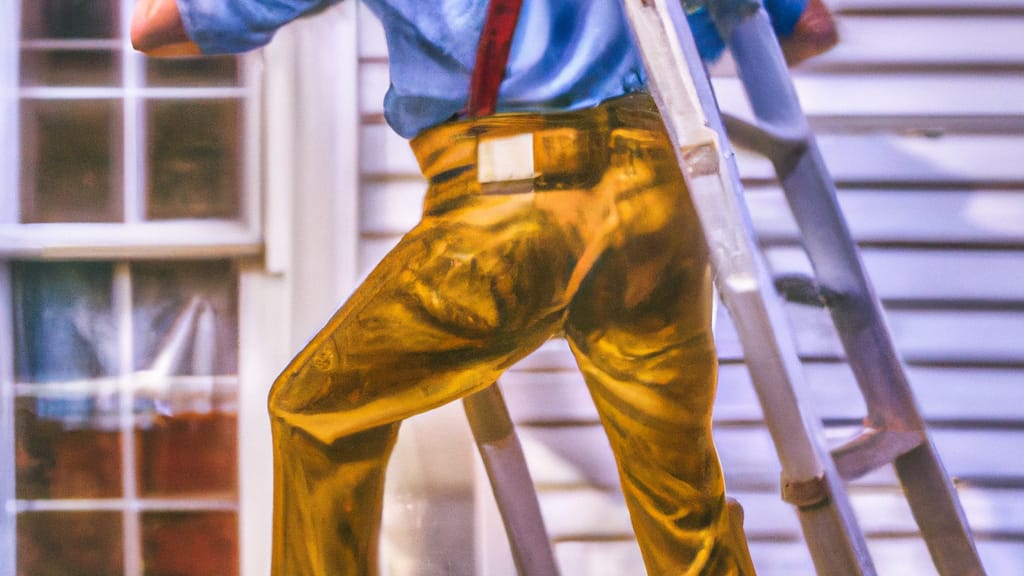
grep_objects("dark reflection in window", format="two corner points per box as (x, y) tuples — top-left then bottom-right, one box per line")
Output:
(20, 49), (119, 87)
(143, 512), (239, 576)
(21, 0), (118, 40)
(12, 261), (117, 383)
(20, 99), (123, 223)
(136, 412), (238, 497)
(146, 55), (241, 88)
(15, 397), (122, 499)
(146, 100), (241, 220)
(18, 511), (124, 576)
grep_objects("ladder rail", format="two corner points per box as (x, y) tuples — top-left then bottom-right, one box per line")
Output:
(727, 11), (985, 575)
(728, 16), (924, 433)
(463, 384), (560, 576)
(622, 1), (875, 573)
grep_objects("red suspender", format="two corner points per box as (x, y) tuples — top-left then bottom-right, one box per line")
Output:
(466, 0), (525, 117)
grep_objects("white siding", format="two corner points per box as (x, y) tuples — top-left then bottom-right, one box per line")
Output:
(355, 2), (1024, 574)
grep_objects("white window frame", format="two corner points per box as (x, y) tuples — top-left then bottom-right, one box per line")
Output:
(0, 0), (19, 569)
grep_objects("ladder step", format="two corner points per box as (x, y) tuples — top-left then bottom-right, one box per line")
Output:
(773, 273), (826, 307)
(831, 427), (927, 481)
(721, 112), (808, 168)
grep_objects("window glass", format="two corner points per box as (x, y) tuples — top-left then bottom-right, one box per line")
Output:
(19, 0), (121, 88)
(12, 261), (117, 382)
(131, 261), (238, 376)
(11, 262), (121, 499)
(15, 396), (122, 499)
(18, 511), (125, 575)
(142, 512), (240, 576)
(136, 413), (238, 497)
(19, 99), (123, 223)
(20, 49), (120, 87)
(9, 261), (241, 573)
(131, 261), (239, 499)
(146, 55), (240, 88)
(146, 100), (242, 220)
(21, 0), (118, 40)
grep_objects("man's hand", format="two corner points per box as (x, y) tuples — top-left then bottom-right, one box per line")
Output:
(131, 0), (202, 56)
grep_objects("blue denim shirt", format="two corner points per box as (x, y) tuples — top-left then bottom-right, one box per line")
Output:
(177, 0), (804, 137)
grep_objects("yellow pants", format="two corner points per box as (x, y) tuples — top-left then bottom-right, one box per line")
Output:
(269, 93), (744, 575)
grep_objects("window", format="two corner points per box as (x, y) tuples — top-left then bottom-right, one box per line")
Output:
(5, 0), (260, 255)
(12, 261), (241, 576)
(2, 1), (260, 574)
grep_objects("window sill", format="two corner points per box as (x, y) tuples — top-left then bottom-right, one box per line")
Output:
(0, 221), (262, 260)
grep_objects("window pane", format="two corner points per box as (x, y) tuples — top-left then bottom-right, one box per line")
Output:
(12, 261), (117, 383)
(131, 262), (238, 498)
(15, 396), (122, 499)
(20, 99), (123, 223)
(20, 49), (119, 87)
(146, 100), (241, 220)
(146, 55), (241, 88)
(131, 261), (238, 377)
(142, 512), (239, 576)
(18, 511), (124, 575)
(136, 412), (238, 497)
(21, 0), (118, 40)
(12, 262), (122, 500)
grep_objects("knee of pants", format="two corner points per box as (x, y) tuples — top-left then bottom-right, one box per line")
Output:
(267, 371), (292, 423)
(266, 357), (329, 426)
(266, 371), (347, 449)
(266, 333), (346, 419)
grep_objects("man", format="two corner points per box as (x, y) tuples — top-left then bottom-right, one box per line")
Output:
(133, 1), (836, 574)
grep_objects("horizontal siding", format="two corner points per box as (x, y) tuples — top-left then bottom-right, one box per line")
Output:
(828, 0), (1024, 9)
(501, 361), (1024, 426)
(516, 424), (1024, 489)
(356, 1), (1024, 574)
(717, 305), (1024, 363)
(535, 485), (1024, 541)
(794, 16), (1024, 69)
(747, 188), (1024, 247)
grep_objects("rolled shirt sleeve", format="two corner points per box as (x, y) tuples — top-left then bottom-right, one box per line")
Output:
(177, 0), (343, 54)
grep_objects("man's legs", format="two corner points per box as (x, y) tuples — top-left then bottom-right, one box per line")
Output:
(564, 128), (746, 574)
(267, 92), (748, 575)
(268, 190), (581, 575)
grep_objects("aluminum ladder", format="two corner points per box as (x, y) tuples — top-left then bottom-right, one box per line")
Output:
(619, 0), (986, 574)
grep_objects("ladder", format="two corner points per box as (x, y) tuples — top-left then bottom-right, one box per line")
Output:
(460, 1), (987, 574)
(624, 1), (984, 573)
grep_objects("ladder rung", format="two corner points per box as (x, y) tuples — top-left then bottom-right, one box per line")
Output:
(773, 273), (826, 307)
(721, 112), (808, 168)
(831, 427), (927, 481)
